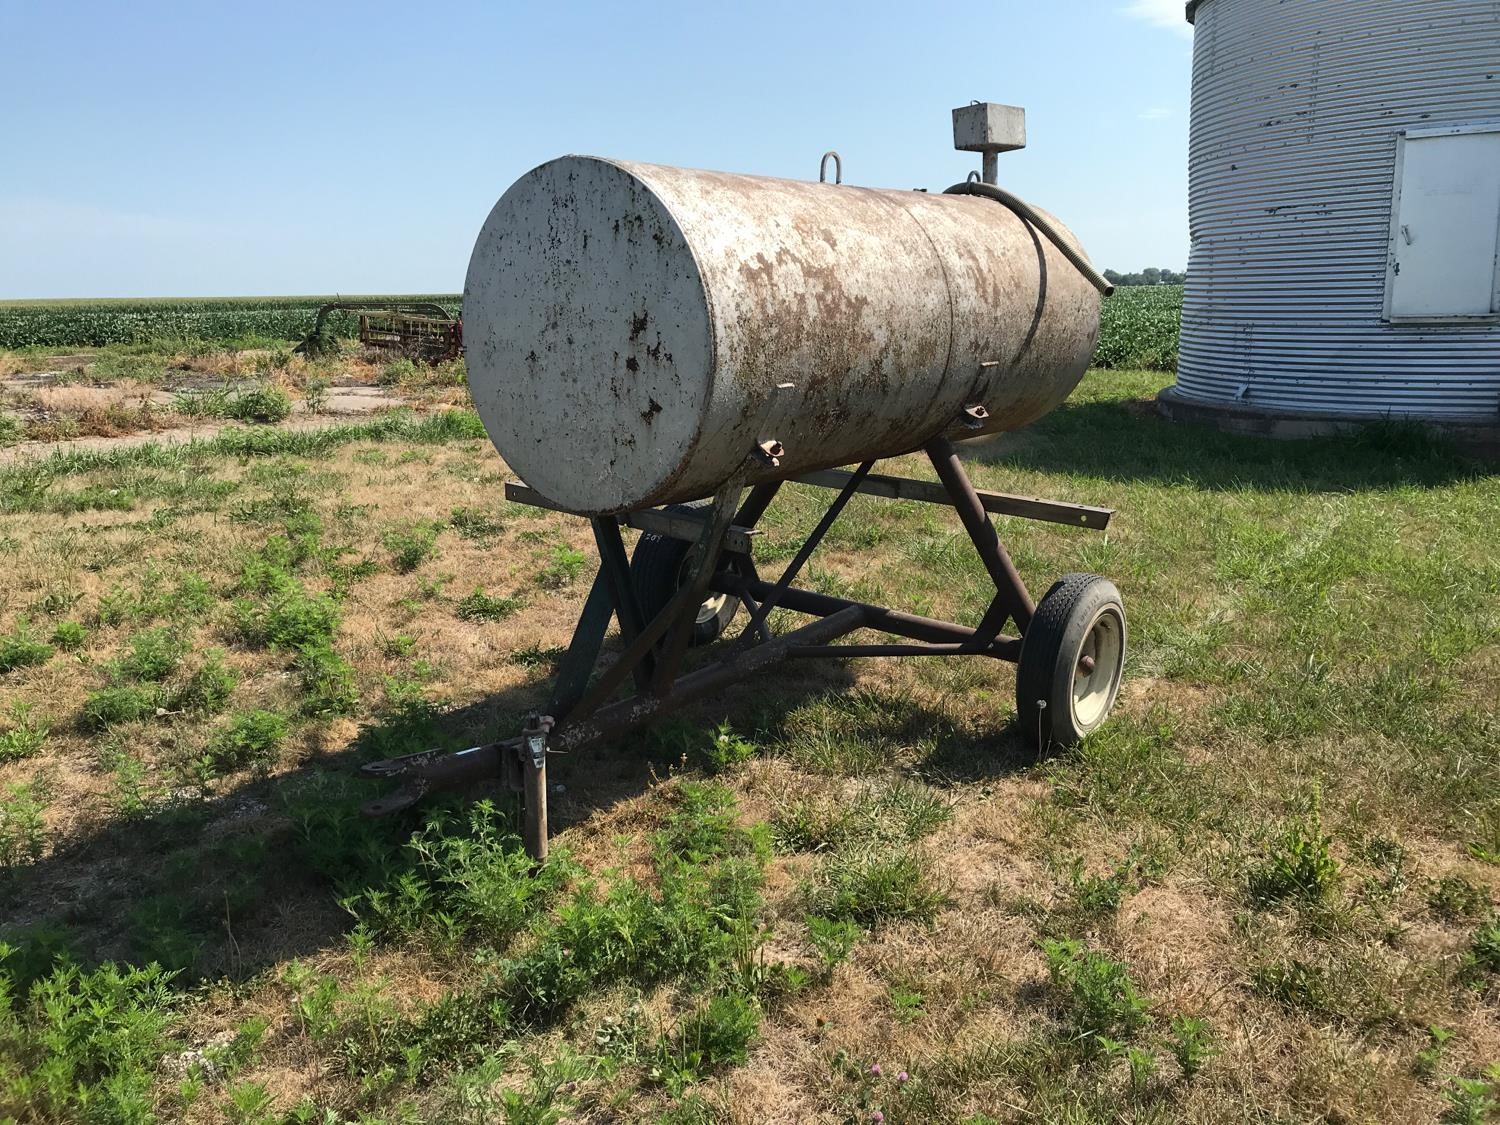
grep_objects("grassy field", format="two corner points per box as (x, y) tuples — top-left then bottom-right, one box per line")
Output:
(0, 287), (1184, 372)
(0, 368), (1496, 1123)
(0, 297), (462, 351)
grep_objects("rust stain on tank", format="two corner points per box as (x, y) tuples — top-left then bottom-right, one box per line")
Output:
(464, 155), (1101, 514)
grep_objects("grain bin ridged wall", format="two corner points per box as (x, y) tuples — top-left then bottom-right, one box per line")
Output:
(1168, 0), (1500, 421)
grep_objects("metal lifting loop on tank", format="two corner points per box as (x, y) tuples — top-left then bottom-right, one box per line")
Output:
(944, 180), (1116, 296)
(819, 150), (843, 184)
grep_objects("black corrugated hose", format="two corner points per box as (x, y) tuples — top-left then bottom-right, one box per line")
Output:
(943, 181), (1116, 297)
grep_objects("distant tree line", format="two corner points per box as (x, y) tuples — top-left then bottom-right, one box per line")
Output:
(1103, 267), (1185, 286)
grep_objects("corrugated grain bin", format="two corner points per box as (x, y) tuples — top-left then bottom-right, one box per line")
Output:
(464, 156), (1102, 514)
(1167, 0), (1500, 423)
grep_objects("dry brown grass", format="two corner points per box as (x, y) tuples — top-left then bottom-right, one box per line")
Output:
(9, 386), (179, 441)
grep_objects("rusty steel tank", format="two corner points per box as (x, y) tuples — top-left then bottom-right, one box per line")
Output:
(464, 155), (1103, 515)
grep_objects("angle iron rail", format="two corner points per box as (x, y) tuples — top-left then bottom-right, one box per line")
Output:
(711, 575), (1022, 655)
(791, 467), (1112, 530)
(549, 606), (868, 753)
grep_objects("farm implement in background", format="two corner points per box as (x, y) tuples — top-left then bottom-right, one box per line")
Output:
(296, 300), (461, 363)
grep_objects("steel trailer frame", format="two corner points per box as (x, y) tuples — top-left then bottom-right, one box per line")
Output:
(361, 435), (1115, 859)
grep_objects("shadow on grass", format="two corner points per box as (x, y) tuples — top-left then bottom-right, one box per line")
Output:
(964, 396), (1486, 492)
(0, 640), (886, 990)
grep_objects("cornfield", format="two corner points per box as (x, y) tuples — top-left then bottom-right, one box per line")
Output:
(0, 295), (460, 350)
(1, 287), (1185, 372)
(1092, 284), (1182, 371)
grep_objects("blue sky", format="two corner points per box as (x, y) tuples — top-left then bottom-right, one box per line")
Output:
(0, 0), (1192, 298)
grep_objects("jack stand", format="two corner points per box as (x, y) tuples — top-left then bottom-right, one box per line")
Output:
(520, 713), (554, 860)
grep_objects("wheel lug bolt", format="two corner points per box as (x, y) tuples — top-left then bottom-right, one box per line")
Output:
(1079, 655), (1096, 674)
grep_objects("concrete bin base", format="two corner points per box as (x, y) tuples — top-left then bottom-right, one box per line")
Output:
(1156, 385), (1500, 460)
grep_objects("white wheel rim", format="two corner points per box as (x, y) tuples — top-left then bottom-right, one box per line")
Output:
(1070, 607), (1124, 731)
(695, 592), (730, 626)
(677, 555), (732, 627)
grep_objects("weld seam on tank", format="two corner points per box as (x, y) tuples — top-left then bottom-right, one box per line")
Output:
(944, 181), (1117, 296)
(886, 190), (960, 397)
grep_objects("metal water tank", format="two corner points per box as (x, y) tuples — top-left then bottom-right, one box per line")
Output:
(464, 156), (1103, 514)
(1165, 0), (1500, 424)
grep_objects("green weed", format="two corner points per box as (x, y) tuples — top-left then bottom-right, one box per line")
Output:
(82, 684), (159, 730)
(805, 846), (946, 926)
(1415, 1025), (1457, 1082)
(889, 985), (926, 1023)
(49, 620), (86, 651)
(346, 800), (573, 948)
(1442, 1075), (1500, 1125)
(449, 506), (503, 541)
(29, 589), (81, 618)
(651, 992), (761, 1095)
(510, 644), (565, 671)
(172, 386), (232, 417)
(384, 521), (440, 572)
(302, 376), (330, 414)
(1468, 915), (1500, 977)
(1429, 876), (1490, 922)
(0, 619), (52, 674)
(114, 626), (185, 682)
(175, 382), (293, 424)
(173, 649), (237, 713)
(0, 703), (48, 763)
(455, 587), (524, 622)
(295, 640), (358, 716)
(107, 750), (153, 820)
(378, 358), (422, 386)
(643, 719), (759, 775)
(0, 780), (49, 867)
(1040, 938), (1150, 1051)
(229, 384), (293, 423)
(806, 915), (862, 973)
(95, 572), (213, 626)
(207, 710), (289, 773)
(505, 798), (766, 1026)
(656, 783), (769, 864)
(1248, 801), (1340, 906)
(233, 575), (340, 649)
(0, 959), (179, 1122)
(382, 633), (416, 659)
(1167, 1015), (1215, 1080)
(534, 545), (587, 589)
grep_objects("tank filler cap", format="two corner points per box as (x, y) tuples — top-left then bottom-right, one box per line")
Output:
(953, 102), (1026, 186)
(952, 102), (1027, 154)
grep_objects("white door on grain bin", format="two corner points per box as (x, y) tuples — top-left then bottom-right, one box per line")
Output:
(1385, 124), (1500, 322)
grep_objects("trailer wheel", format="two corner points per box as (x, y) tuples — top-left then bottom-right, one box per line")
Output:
(630, 502), (744, 646)
(1015, 573), (1126, 749)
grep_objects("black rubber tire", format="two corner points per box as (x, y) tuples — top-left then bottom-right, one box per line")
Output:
(630, 501), (744, 646)
(1015, 573), (1127, 749)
